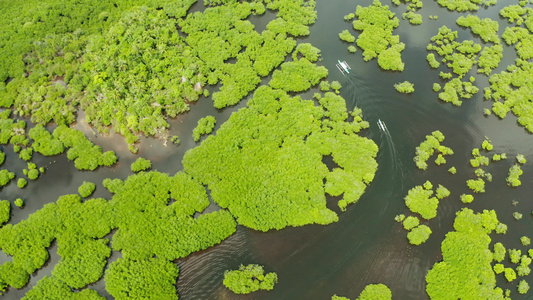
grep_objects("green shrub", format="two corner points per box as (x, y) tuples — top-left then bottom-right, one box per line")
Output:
(27, 168), (39, 180)
(505, 268), (517, 282)
(510, 249), (522, 264)
(493, 264), (504, 274)
(14, 198), (24, 208)
(356, 284), (392, 299)
(448, 166), (456, 174)
(130, 158), (152, 173)
(17, 178), (27, 189)
(460, 194), (474, 204)
(522, 236), (531, 246)
(426, 208), (505, 299)
(339, 30), (356, 43)
(78, 182), (96, 198)
(493, 242), (506, 262)
(394, 214), (406, 222)
(0, 200), (10, 224)
(19, 148), (33, 161)
(403, 216), (419, 230)
(105, 258), (179, 299)
(0, 170), (15, 187)
(21, 276), (104, 299)
(193, 116), (217, 142)
(404, 185), (438, 220)
(466, 178), (485, 193)
(435, 185), (450, 199)
(223, 264), (278, 294)
(349, 0), (405, 71)
(518, 280), (530, 294)
(507, 164), (523, 187)
(394, 81), (414, 93)
(413, 131), (453, 170)
(407, 225), (431, 245)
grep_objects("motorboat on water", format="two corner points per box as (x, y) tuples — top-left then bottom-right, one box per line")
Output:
(336, 60), (351, 74)
(377, 119), (387, 131)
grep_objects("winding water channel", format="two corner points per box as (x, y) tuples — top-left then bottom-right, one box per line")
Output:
(2, 0), (533, 299)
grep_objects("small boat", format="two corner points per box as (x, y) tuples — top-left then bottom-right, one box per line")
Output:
(377, 119), (387, 131)
(336, 60), (351, 74)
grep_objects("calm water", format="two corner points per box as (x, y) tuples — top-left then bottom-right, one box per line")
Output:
(2, 0), (533, 299)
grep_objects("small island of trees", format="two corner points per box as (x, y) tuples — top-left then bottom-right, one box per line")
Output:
(223, 264), (278, 294)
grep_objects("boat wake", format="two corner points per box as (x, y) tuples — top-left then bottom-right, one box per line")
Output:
(376, 119), (405, 195)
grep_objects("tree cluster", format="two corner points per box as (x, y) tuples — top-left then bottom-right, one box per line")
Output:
(130, 157), (152, 173)
(413, 130), (453, 170)
(436, 0), (497, 12)
(78, 181), (96, 198)
(223, 264), (278, 294)
(394, 81), (414, 94)
(332, 283), (392, 300)
(183, 86), (378, 231)
(342, 0), (405, 71)
(193, 116), (217, 142)
(426, 208), (507, 299)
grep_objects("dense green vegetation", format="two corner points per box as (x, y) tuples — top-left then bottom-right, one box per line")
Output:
(392, 0), (423, 25)
(407, 224), (432, 245)
(403, 215), (419, 230)
(341, 0), (405, 71)
(78, 181), (96, 198)
(436, 0), (497, 12)
(0, 200), (10, 225)
(193, 116), (217, 142)
(130, 157), (152, 173)
(507, 164), (523, 187)
(4, 0), (532, 298)
(404, 182), (439, 220)
(413, 130), (453, 170)
(223, 264), (278, 294)
(28, 124), (118, 170)
(0, 0), (319, 151)
(183, 86), (378, 231)
(14, 198), (23, 208)
(16, 178), (27, 189)
(0, 171), (237, 296)
(460, 193), (474, 204)
(105, 258), (179, 300)
(426, 208), (507, 299)
(394, 81), (414, 94)
(332, 283), (392, 300)
(518, 280), (530, 294)
(339, 30), (356, 43)
(400, 181), (449, 245)
(456, 15), (500, 43)
(269, 58), (328, 92)
(22, 276), (103, 300)
(426, 22), (504, 106)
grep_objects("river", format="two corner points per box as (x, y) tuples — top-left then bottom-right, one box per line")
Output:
(2, 0), (533, 299)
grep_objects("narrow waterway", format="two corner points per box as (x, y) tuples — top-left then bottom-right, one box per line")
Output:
(2, 1), (533, 299)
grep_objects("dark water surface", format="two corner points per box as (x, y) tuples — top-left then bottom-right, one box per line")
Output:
(2, 0), (533, 299)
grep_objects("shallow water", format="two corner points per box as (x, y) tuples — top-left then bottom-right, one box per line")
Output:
(2, 0), (533, 299)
